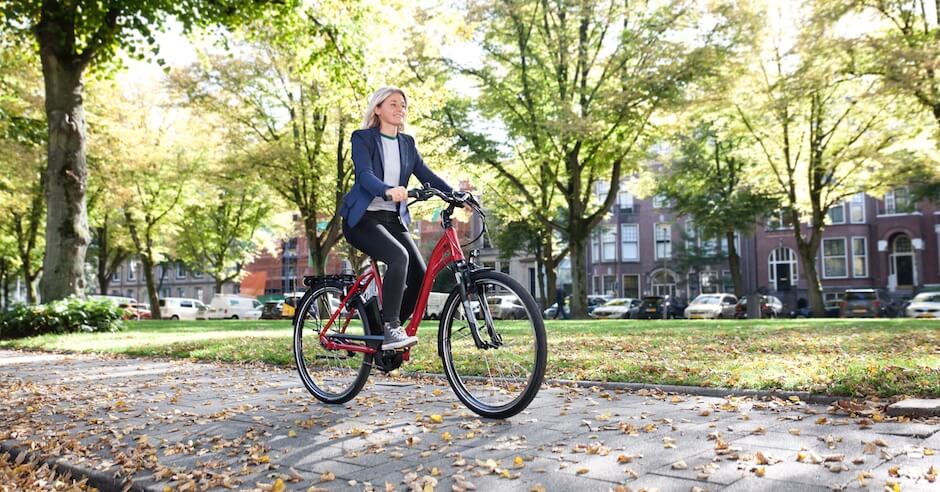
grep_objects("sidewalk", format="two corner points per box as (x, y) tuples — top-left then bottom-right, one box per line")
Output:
(1, 349), (938, 491)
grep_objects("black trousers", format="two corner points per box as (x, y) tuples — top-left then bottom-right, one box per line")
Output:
(342, 210), (425, 325)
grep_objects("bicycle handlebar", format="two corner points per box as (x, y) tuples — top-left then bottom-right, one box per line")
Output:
(407, 185), (484, 216)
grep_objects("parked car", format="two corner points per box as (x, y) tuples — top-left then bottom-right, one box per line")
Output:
(544, 294), (610, 318)
(632, 296), (682, 319)
(484, 295), (527, 320)
(261, 300), (284, 320)
(840, 289), (888, 318)
(243, 307), (263, 320)
(590, 298), (640, 319)
(281, 292), (305, 318)
(89, 295), (144, 320)
(425, 292), (450, 319)
(588, 295), (613, 314)
(906, 292), (940, 318)
(684, 293), (738, 319)
(790, 299), (842, 318)
(208, 294), (262, 320)
(158, 297), (208, 321)
(734, 295), (784, 319)
(126, 302), (152, 320)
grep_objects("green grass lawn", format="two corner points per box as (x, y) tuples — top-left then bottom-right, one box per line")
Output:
(2, 318), (939, 397)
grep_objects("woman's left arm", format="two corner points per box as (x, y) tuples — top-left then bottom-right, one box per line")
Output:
(413, 148), (454, 193)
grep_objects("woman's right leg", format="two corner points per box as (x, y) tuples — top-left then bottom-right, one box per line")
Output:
(342, 214), (410, 325)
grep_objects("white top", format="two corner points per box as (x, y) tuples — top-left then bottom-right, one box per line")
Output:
(367, 135), (402, 212)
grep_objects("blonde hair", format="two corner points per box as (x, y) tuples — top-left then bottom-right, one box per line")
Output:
(361, 86), (408, 131)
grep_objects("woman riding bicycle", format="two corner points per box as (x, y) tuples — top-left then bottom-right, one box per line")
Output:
(339, 86), (454, 351)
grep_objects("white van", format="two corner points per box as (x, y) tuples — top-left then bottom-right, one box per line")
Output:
(208, 295), (262, 320)
(158, 297), (207, 320)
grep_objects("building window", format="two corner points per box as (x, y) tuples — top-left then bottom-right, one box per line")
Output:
(126, 289), (134, 299)
(850, 193), (866, 223)
(852, 236), (868, 278)
(161, 288), (170, 298)
(652, 194), (668, 209)
(684, 221), (697, 250)
(700, 271), (720, 294)
(650, 269), (677, 297)
(176, 263), (186, 279)
(827, 203), (845, 224)
(192, 270), (203, 279)
(885, 187), (912, 214)
(592, 276), (602, 295)
(822, 238), (848, 279)
(591, 230), (600, 264)
(195, 287), (204, 302)
(111, 267), (122, 284)
(618, 187), (634, 211)
(603, 275), (616, 296)
(177, 287), (186, 297)
(654, 223), (672, 259)
(766, 209), (793, 230)
(601, 226), (617, 262)
(594, 180), (610, 205)
(500, 261), (510, 275)
(127, 263), (136, 281)
(623, 275), (639, 298)
(620, 224), (639, 261)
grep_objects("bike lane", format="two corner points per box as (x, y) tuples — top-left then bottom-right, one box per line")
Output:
(1, 350), (938, 491)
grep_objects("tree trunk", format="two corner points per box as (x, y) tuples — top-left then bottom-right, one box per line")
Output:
(140, 255), (161, 320)
(214, 277), (224, 294)
(798, 244), (825, 316)
(305, 225), (327, 276)
(36, 41), (89, 302)
(1, 260), (8, 310)
(725, 229), (744, 298)
(568, 238), (588, 319)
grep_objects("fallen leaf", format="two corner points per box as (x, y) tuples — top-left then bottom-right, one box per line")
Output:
(429, 414), (443, 424)
(671, 461), (688, 470)
(320, 471), (335, 482)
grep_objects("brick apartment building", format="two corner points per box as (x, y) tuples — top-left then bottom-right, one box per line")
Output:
(586, 182), (936, 309)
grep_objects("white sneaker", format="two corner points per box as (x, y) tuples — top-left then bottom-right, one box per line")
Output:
(382, 323), (418, 350)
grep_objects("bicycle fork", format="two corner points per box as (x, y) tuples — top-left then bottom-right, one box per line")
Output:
(455, 261), (503, 349)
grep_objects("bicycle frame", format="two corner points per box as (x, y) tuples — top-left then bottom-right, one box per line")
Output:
(317, 224), (466, 361)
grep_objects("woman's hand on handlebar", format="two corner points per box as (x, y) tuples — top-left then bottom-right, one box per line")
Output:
(385, 186), (408, 202)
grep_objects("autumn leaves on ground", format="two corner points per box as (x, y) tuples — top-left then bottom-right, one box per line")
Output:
(2, 319), (938, 398)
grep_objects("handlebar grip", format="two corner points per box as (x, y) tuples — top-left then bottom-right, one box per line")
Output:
(407, 189), (420, 198)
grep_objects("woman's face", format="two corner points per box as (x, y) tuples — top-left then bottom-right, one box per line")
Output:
(375, 92), (407, 130)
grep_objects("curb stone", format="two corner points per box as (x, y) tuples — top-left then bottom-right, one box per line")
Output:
(0, 439), (144, 492)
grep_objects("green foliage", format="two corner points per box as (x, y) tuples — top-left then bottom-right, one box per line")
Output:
(1, 0), (291, 69)
(174, 182), (276, 288)
(658, 121), (779, 240)
(0, 296), (125, 339)
(442, 0), (754, 316)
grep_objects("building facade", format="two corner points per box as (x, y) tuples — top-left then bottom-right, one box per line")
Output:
(585, 183), (937, 309)
(102, 260), (230, 304)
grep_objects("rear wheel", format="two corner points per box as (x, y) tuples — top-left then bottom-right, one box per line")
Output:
(293, 283), (372, 404)
(439, 270), (546, 419)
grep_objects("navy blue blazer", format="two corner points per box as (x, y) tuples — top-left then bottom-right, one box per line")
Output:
(339, 127), (453, 228)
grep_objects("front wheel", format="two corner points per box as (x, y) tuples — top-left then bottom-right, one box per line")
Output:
(438, 270), (547, 419)
(293, 282), (372, 404)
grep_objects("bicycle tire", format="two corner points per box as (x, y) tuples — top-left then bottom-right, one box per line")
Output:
(438, 270), (547, 419)
(293, 282), (372, 404)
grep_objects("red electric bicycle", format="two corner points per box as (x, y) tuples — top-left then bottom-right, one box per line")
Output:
(292, 186), (547, 419)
